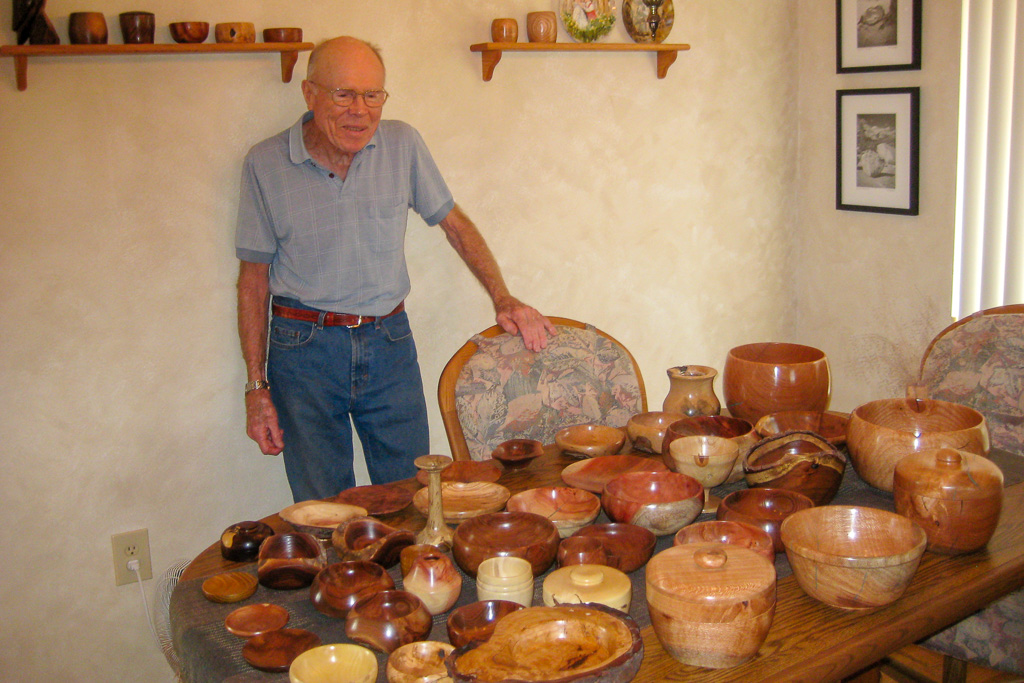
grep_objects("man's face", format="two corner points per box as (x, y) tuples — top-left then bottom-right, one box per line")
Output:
(303, 43), (386, 156)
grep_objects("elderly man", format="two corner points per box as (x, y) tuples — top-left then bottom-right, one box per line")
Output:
(236, 37), (554, 502)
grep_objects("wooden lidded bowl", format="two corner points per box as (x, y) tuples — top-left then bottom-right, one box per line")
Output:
(717, 487), (814, 552)
(744, 431), (847, 505)
(847, 398), (990, 492)
(452, 511), (560, 577)
(893, 447), (1003, 555)
(780, 505), (927, 610)
(663, 415), (758, 484)
(602, 470), (704, 537)
(542, 564), (633, 612)
(627, 411), (685, 453)
(723, 342), (831, 424)
(646, 544), (776, 669)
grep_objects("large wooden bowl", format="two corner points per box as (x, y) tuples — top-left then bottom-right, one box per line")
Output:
(555, 424), (627, 458)
(663, 415), (758, 484)
(602, 471), (704, 536)
(446, 604), (643, 683)
(716, 488), (814, 552)
(626, 411), (686, 454)
(256, 532), (326, 590)
(452, 511), (560, 577)
(344, 590), (432, 654)
(412, 481), (511, 524)
(571, 523), (657, 573)
(744, 431), (846, 505)
(309, 560), (395, 618)
(781, 505), (927, 610)
(754, 410), (850, 446)
(447, 600), (525, 649)
(506, 486), (601, 538)
(331, 516), (415, 568)
(846, 398), (990, 492)
(673, 520), (775, 563)
(722, 342), (831, 424)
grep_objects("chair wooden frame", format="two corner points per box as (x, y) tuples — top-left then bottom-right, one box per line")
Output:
(437, 317), (648, 461)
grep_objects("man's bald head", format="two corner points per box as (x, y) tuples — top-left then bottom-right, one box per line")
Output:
(306, 37), (385, 84)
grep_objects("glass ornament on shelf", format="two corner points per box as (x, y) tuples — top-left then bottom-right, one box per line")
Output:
(558, 0), (617, 43)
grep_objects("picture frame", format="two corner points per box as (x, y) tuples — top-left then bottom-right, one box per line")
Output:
(836, 0), (921, 73)
(836, 87), (920, 215)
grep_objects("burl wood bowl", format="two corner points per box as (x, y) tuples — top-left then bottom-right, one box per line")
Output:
(716, 488), (814, 552)
(754, 410), (850, 446)
(220, 520), (275, 562)
(781, 505), (927, 610)
(646, 544), (776, 669)
(447, 600), (525, 649)
(663, 415), (758, 484)
(387, 641), (454, 683)
(279, 500), (367, 539)
(169, 21), (209, 43)
(673, 520), (775, 563)
(331, 516), (415, 568)
(555, 424), (626, 458)
(626, 411), (686, 454)
(602, 470), (704, 536)
(505, 486), (601, 538)
(722, 342), (831, 424)
(344, 590), (433, 654)
(446, 604), (643, 683)
(560, 454), (669, 494)
(893, 447), (1004, 555)
(571, 523), (656, 573)
(452, 511), (560, 577)
(288, 643), (377, 683)
(491, 438), (544, 469)
(257, 532), (327, 590)
(744, 431), (846, 505)
(415, 459), (503, 485)
(309, 560), (395, 618)
(412, 481), (511, 524)
(847, 398), (990, 492)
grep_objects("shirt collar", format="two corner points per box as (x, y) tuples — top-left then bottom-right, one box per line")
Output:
(288, 110), (381, 165)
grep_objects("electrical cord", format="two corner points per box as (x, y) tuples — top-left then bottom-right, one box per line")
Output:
(128, 558), (160, 646)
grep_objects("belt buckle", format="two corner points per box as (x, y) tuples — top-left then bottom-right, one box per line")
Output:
(345, 315), (364, 329)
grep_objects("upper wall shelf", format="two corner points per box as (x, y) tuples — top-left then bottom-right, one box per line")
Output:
(469, 42), (690, 81)
(0, 42), (314, 91)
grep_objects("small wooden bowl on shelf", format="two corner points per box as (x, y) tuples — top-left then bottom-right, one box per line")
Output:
(555, 423), (626, 458)
(169, 21), (209, 43)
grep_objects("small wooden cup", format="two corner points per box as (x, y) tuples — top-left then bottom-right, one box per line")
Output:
(69, 12), (107, 44)
(491, 18), (518, 43)
(119, 11), (155, 44)
(526, 11), (557, 43)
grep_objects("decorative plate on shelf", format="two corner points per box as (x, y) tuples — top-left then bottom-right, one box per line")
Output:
(622, 0), (674, 44)
(558, 0), (617, 42)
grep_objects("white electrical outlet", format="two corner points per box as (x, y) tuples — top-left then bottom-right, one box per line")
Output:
(111, 528), (152, 586)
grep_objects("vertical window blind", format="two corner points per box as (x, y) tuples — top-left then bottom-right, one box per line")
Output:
(952, 0), (1024, 318)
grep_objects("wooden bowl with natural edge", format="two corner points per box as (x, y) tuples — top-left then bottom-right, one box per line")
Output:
(743, 431), (847, 506)
(673, 520), (775, 563)
(663, 415), (758, 484)
(722, 342), (831, 424)
(331, 516), (414, 568)
(257, 532), (326, 590)
(344, 590), (432, 654)
(846, 397), (990, 492)
(446, 600), (525, 649)
(602, 470), (704, 536)
(452, 511), (560, 578)
(754, 410), (850, 446)
(555, 424), (626, 458)
(288, 643), (377, 683)
(781, 505), (927, 610)
(491, 438), (545, 469)
(446, 604), (644, 683)
(386, 640), (455, 683)
(279, 500), (367, 539)
(571, 523), (657, 573)
(412, 481), (510, 524)
(626, 411), (686, 454)
(309, 560), (395, 618)
(505, 486), (601, 538)
(716, 487), (814, 553)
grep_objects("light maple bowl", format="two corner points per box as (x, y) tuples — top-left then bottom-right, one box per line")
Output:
(412, 481), (510, 524)
(279, 500), (367, 539)
(602, 470), (704, 537)
(780, 505), (927, 610)
(723, 342), (831, 424)
(846, 398), (990, 492)
(555, 424), (626, 458)
(627, 411), (685, 454)
(386, 640), (455, 683)
(506, 486), (601, 538)
(663, 415), (758, 484)
(289, 643), (377, 683)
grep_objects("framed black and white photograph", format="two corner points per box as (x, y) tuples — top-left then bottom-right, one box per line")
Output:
(836, 0), (921, 73)
(836, 87), (920, 215)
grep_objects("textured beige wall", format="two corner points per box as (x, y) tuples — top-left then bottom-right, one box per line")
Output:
(0, 1), (863, 680)
(794, 1), (962, 409)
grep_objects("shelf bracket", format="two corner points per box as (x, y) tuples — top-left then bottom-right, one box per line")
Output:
(479, 49), (502, 82)
(13, 54), (27, 91)
(656, 50), (677, 79)
(280, 50), (299, 83)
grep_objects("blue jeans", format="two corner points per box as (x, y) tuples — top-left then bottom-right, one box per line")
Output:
(267, 297), (429, 502)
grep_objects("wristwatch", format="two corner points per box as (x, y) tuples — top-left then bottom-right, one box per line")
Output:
(244, 379), (271, 394)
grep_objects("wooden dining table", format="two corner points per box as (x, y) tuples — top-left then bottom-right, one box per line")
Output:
(173, 445), (1024, 683)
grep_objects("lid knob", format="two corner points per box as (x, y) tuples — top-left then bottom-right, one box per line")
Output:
(935, 448), (963, 468)
(569, 566), (605, 586)
(694, 547), (728, 569)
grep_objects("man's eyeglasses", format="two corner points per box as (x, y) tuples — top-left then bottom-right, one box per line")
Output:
(313, 84), (389, 108)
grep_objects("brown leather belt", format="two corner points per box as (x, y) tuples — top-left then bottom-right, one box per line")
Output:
(271, 301), (405, 327)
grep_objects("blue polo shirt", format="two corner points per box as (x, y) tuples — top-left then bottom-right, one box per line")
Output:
(235, 112), (455, 316)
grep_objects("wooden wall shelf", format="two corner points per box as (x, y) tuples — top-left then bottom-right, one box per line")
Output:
(469, 42), (690, 81)
(0, 42), (314, 91)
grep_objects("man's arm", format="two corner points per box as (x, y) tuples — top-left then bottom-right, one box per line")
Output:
(237, 260), (284, 455)
(438, 204), (556, 351)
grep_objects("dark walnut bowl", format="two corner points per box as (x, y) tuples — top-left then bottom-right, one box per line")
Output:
(256, 532), (326, 590)
(309, 560), (395, 618)
(452, 511), (560, 578)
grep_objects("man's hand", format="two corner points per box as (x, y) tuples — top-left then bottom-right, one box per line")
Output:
(496, 297), (557, 352)
(245, 389), (284, 455)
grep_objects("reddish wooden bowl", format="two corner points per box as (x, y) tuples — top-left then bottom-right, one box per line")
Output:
(673, 520), (775, 563)
(663, 415), (758, 484)
(555, 424), (626, 458)
(723, 342), (831, 424)
(309, 560), (395, 618)
(506, 486), (601, 538)
(256, 532), (326, 590)
(743, 431), (846, 505)
(452, 511), (560, 577)
(446, 600), (525, 649)
(716, 488), (814, 552)
(602, 471), (704, 536)
(345, 590), (432, 654)
(571, 523), (657, 573)
(754, 410), (850, 446)
(331, 516), (415, 568)
(491, 438), (544, 469)
(626, 411), (686, 454)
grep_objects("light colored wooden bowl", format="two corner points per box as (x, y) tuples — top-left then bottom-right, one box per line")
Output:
(663, 434), (739, 492)
(780, 505), (927, 610)
(722, 342), (831, 424)
(506, 486), (601, 538)
(754, 410), (850, 446)
(289, 644), (377, 683)
(602, 471), (704, 536)
(413, 481), (510, 524)
(279, 500), (367, 539)
(448, 604), (643, 683)
(663, 415), (758, 484)
(646, 544), (776, 668)
(626, 411), (685, 453)
(847, 398), (990, 492)
(542, 564), (632, 612)
(555, 424), (626, 458)
(386, 640), (454, 683)
(743, 431), (846, 505)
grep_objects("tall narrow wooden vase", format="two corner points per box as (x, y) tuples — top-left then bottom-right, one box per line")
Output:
(663, 365), (721, 417)
(414, 455), (454, 549)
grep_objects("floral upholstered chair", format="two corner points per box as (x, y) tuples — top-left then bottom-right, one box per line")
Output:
(914, 304), (1024, 679)
(438, 318), (647, 462)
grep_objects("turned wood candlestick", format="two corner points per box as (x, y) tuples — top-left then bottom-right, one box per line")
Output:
(414, 455), (454, 549)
